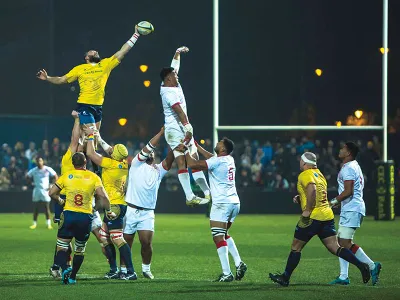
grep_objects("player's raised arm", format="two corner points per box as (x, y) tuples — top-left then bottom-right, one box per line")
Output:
(195, 141), (214, 159)
(113, 25), (140, 62)
(176, 144), (208, 171)
(170, 104), (192, 144)
(36, 69), (68, 84)
(137, 127), (164, 162)
(86, 133), (104, 166)
(162, 147), (175, 171)
(69, 110), (81, 153)
(171, 46), (189, 74)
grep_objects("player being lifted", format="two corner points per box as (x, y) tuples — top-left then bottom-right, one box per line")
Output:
(49, 152), (115, 284)
(177, 138), (247, 282)
(160, 46), (210, 206)
(85, 131), (137, 280)
(269, 152), (370, 287)
(329, 142), (381, 285)
(36, 25), (143, 153)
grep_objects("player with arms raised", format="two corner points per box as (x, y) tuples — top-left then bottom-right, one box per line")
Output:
(329, 142), (381, 285)
(269, 152), (370, 287)
(177, 138), (247, 282)
(160, 46), (210, 206)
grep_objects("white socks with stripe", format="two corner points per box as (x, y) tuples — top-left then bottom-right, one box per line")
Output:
(338, 258), (349, 280)
(142, 263), (151, 272)
(178, 170), (195, 200)
(355, 247), (375, 270)
(226, 236), (242, 267)
(216, 240), (231, 275)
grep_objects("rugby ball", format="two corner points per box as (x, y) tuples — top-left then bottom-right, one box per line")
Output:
(137, 21), (154, 36)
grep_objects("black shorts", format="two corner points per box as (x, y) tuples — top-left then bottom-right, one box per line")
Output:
(76, 103), (103, 124)
(58, 210), (93, 241)
(103, 204), (127, 230)
(294, 218), (336, 243)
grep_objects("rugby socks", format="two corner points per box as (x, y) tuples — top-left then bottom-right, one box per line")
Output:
(119, 244), (135, 274)
(351, 244), (375, 271)
(338, 258), (349, 280)
(104, 244), (118, 273)
(216, 240), (231, 275)
(336, 247), (362, 268)
(177, 170), (195, 200)
(32, 221), (37, 226)
(55, 251), (68, 271)
(120, 266), (127, 274)
(70, 255), (84, 280)
(226, 235), (242, 267)
(192, 170), (211, 197)
(283, 251), (301, 279)
(142, 263), (151, 273)
(46, 219), (51, 226)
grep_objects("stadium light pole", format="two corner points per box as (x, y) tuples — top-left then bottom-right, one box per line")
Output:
(382, 0), (388, 162)
(213, 0), (219, 148)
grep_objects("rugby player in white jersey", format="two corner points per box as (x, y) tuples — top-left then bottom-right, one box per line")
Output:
(121, 127), (175, 279)
(159, 46), (210, 206)
(329, 141), (381, 285)
(27, 157), (58, 229)
(176, 138), (247, 282)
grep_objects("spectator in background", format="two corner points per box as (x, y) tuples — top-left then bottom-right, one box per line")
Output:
(126, 141), (135, 157)
(262, 141), (273, 164)
(267, 173), (289, 191)
(298, 136), (315, 154)
(240, 146), (252, 169)
(274, 146), (285, 170)
(255, 148), (266, 165)
(237, 167), (251, 188)
(7, 156), (25, 189)
(0, 167), (11, 191)
(314, 139), (322, 155)
(38, 140), (50, 162)
(264, 159), (278, 187)
(251, 157), (263, 186)
(25, 142), (37, 170)
(2, 146), (13, 168)
(286, 138), (297, 150)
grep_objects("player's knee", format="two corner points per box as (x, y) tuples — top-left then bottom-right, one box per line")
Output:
(98, 227), (110, 247)
(56, 239), (70, 251)
(141, 239), (152, 250)
(110, 230), (125, 247)
(211, 227), (227, 244)
(74, 240), (87, 255)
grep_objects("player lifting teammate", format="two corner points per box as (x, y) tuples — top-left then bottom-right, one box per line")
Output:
(160, 46), (210, 206)
(269, 152), (370, 286)
(177, 138), (247, 282)
(85, 131), (137, 280)
(329, 142), (381, 285)
(48, 152), (115, 284)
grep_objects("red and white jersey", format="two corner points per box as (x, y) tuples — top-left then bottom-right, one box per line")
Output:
(125, 155), (168, 210)
(160, 83), (188, 128)
(337, 160), (366, 215)
(205, 155), (240, 204)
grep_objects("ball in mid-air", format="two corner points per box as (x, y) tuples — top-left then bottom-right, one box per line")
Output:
(137, 21), (154, 36)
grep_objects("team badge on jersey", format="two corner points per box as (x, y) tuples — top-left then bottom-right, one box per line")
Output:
(68, 174), (74, 179)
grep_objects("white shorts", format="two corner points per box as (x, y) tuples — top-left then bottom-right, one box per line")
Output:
(123, 206), (155, 234)
(210, 203), (240, 223)
(337, 211), (364, 239)
(165, 124), (196, 154)
(91, 210), (102, 231)
(32, 188), (51, 202)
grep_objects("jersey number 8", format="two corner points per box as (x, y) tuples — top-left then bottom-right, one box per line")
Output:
(74, 194), (83, 206)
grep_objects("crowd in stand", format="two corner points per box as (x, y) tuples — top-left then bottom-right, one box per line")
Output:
(0, 136), (383, 192)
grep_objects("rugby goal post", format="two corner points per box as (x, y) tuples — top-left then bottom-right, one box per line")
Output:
(213, 0), (395, 220)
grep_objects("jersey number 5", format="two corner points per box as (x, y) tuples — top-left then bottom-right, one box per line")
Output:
(228, 167), (235, 181)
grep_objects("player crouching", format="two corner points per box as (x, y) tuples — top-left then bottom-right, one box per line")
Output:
(176, 138), (247, 282)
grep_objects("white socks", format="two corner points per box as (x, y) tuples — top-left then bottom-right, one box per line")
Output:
(46, 219), (51, 226)
(120, 266), (127, 274)
(355, 247), (375, 270)
(142, 263), (151, 272)
(192, 171), (210, 197)
(32, 221), (37, 226)
(178, 171), (195, 200)
(338, 258), (349, 280)
(226, 236), (242, 267)
(216, 242), (231, 275)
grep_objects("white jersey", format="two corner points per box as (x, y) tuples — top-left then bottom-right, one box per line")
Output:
(125, 155), (169, 210)
(27, 166), (57, 198)
(337, 160), (366, 215)
(205, 155), (240, 204)
(160, 83), (188, 128)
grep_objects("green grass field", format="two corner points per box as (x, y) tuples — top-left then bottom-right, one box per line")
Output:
(0, 214), (399, 300)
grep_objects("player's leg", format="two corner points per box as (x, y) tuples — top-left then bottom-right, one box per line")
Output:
(90, 211), (108, 260)
(30, 199), (40, 229)
(120, 206), (138, 277)
(99, 222), (119, 277)
(138, 230), (154, 279)
(44, 202), (52, 229)
(106, 205), (137, 280)
(120, 233), (135, 276)
(189, 143), (211, 200)
(54, 211), (74, 284)
(224, 204), (247, 280)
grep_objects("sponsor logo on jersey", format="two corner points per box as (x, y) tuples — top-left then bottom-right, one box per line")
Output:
(68, 174), (74, 179)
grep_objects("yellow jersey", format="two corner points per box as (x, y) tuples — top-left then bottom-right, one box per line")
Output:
(55, 169), (103, 214)
(297, 168), (334, 221)
(100, 157), (128, 205)
(60, 148), (75, 195)
(64, 56), (120, 106)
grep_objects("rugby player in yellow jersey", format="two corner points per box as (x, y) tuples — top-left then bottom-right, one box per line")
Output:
(269, 152), (371, 287)
(85, 131), (137, 280)
(49, 152), (115, 284)
(49, 111), (106, 278)
(36, 25), (142, 140)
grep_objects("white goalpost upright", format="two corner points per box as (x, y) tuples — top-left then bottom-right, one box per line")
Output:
(213, 0), (388, 162)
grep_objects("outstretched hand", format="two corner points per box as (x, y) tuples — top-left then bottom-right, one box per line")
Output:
(71, 110), (79, 119)
(176, 46), (189, 53)
(36, 69), (48, 80)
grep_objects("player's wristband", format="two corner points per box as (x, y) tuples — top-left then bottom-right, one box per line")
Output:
(183, 122), (193, 134)
(146, 142), (156, 152)
(127, 33), (140, 47)
(87, 134), (94, 141)
(330, 198), (339, 206)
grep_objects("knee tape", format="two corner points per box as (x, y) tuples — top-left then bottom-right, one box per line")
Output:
(110, 230), (124, 241)
(173, 150), (184, 158)
(74, 240), (87, 254)
(211, 227), (227, 237)
(337, 226), (356, 240)
(57, 239), (70, 250)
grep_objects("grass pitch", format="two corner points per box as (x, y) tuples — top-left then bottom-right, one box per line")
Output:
(0, 214), (399, 300)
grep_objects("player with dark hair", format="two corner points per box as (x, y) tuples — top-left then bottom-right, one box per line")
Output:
(160, 46), (210, 206)
(176, 137), (247, 282)
(329, 142), (381, 285)
(85, 131), (137, 280)
(268, 152), (371, 287)
(48, 152), (115, 284)
(121, 127), (175, 279)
